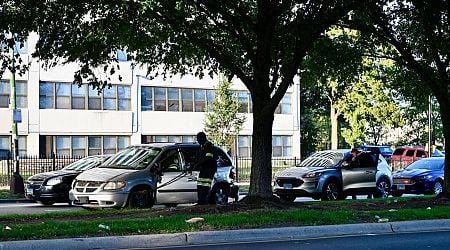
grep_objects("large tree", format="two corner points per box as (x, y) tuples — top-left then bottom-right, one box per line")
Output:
(352, 0), (450, 196)
(0, 1), (360, 199)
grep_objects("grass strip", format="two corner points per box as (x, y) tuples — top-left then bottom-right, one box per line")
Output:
(0, 190), (23, 199)
(1, 205), (449, 241)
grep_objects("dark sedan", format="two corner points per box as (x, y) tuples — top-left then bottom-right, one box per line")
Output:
(391, 157), (444, 197)
(24, 154), (111, 205)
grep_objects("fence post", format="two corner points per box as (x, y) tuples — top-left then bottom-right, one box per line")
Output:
(52, 152), (56, 171)
(235, 155), (239, 183)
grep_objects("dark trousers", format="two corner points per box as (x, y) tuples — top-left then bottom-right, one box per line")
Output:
(197, 185), (210, 205)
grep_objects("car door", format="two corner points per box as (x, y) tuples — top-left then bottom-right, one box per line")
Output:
(341, 152), (377, 192)
(155, 148), (198, 204)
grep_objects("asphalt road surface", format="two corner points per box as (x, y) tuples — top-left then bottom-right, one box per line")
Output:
(150, 230), (450, 250)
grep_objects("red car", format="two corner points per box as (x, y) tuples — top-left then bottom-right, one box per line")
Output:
(391, 147), (428, 172)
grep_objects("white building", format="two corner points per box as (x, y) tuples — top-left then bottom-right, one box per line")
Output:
(0, 33), (301, 158)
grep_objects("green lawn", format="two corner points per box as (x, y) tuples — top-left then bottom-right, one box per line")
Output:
(0, 196), (448, 241)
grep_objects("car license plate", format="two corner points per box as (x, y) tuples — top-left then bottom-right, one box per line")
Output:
(397, 184), (405, 190)
(78, 196), (89, 203)
(26, 187), (33, 195)
(283, 183), (292, 189)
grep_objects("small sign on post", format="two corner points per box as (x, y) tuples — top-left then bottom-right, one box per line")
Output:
(13, 109), (22, 123)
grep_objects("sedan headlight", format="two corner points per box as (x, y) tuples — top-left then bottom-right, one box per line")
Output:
(303, 172), (323, 178)
(103, 181), (126, 190)
(415, 175), (432, 181)
(46, 177), (63, 186)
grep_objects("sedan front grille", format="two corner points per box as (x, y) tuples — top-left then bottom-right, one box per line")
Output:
(276, 178), (303, 187)
(74, 181), (104, 193)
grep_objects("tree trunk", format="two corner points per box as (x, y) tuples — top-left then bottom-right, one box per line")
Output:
(247, 106), (275, 198)
(439, 97), (450, 198)
(330, 105), (339, 150)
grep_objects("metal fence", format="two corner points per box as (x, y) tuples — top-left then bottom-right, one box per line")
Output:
(0, 154), (298, 187)
(0, 154), (83, 187)
(233, 156), (299, 183)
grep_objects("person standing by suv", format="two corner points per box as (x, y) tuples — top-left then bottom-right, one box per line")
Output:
(193, 132), (218, 205)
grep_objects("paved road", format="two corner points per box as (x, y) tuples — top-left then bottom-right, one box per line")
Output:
(151, 230), (450, 250)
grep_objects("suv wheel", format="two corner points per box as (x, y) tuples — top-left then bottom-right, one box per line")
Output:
(279, 195), (296, 202)
(128, 188), (154, 209)
(321, 181), (340, 201)
(213, 188), (229, 205)
(434, 180), (443, 196)
(374, 178), (391, 198)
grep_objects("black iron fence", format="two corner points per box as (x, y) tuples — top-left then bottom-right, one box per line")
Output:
(0, 154), (299, 187)
(0, 154), (83, 187)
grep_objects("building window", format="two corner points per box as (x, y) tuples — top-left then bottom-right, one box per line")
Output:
(72, 136), (86, 157)
(142, 135), (195, 144)
(167, 88), (180, 112)
(206, 90), (215, 109)
(141, 86), (153, 111)
(118, 136), (130, 151)
(194, 89), (206, 112)
(238, 136), (252, 157)
(103, 136), (117, 154)
(56, 83), (71, 109)
(88, 88), (102, 110)
(39, 82), (54, 109)
(0, 80), (28, 108)
(56, 136), (71, 156)
(103, 85), (117, 110)
(238, 91), (250, 113)
(182, 89), (193, 112)
(72, 84), (86, 109)
(118, 86), (131, 111)
(272, 136), (292, 157)
(88, 136), (102, 156)
(275, 93), (291, 114)
(0, 136), (27, 156)
(154, 87), (166, 111)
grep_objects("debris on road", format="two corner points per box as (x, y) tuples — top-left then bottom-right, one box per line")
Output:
(3, 225), (11, 231)
(378, 218), (389, 223)
(98, 224), (111, 230)
(185, 217), (204, 223)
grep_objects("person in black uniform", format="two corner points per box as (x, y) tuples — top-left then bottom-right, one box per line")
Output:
(194, 132), (217, 205)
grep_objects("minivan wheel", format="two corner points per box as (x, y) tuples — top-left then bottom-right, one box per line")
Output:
(128, 188), (154, 209)
(374, 178), (391, 198)
(434, 180), (443, 196)
(321, 181), (340, 201)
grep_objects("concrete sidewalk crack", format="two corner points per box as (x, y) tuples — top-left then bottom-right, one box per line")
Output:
(389, 223), (395, 232)
(184, 233), (189, 242)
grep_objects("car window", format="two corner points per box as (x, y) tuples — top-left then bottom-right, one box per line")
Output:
(392, 148), (405, 155)
(214, 147), (232, 167)
(160, 149), (182, 172)
(405, 150), (415, 157)
(180, 147), (199, 168)
(416, 150), (425, 157)
(353, 152), (377, 168)
(405, 159), (444, 170)
(299, 151), (344, 168)
(63, 158), (102, 171)
(100, 147), (161, 169)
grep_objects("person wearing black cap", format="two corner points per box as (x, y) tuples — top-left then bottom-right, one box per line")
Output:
(194, 132), (217, 205)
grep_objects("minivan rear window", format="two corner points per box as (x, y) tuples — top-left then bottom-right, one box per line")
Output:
(393, 149), (405, 155)
(405, 150), (415, 157)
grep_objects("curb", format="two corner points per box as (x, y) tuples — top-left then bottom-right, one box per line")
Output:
(0, 199), (34, 204)
(1, 219), (450, 250)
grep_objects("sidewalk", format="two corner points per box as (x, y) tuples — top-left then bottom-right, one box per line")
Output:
(1, 219), (450, 250)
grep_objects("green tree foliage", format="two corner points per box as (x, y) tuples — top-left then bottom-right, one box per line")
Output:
(351, 0), (450, 196)
(204, 78), (245, 152)
(0, 0), (361, 199)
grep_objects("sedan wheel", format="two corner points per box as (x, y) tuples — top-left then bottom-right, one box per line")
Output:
(434, 180), (443, 196)
(322, 181), (340, 201)
(279, 195), (296, 202)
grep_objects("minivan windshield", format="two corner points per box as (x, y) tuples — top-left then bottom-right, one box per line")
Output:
(101, 147), (161, 170)
(299, 151), (345, 168)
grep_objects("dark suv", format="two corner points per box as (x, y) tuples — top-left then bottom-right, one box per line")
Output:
(273, 149), (392, 201)
(70, 143), (239, 209)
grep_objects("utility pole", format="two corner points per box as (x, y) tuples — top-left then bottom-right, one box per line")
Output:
(9, 42), (24, 195)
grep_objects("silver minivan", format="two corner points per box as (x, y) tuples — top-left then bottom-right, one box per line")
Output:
(69, 143), (239, 209)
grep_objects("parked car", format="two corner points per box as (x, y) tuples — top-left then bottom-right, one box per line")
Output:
(391, 147), (428, 171)
(273, 149), (392, 201)
(391, 157), (444, 197)
(24, 154), (111, 205)
(69, 143), (239, 209)
(360, 145), (393, 159)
